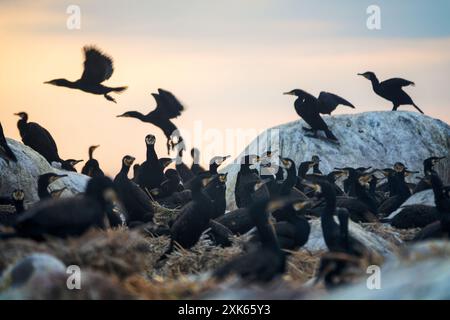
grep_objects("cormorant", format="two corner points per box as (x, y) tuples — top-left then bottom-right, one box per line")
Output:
(45, 46), (127, 103)
(160, 175), (214, 259)
(204, 173), (227, 219)
(37, 173), (67, 200)
(213, 198), (286, 283)
(284, 89), (339, 142)
(132, 164), (141, 183)
(63, 159), (84, 172)
(114, 155), (154, 225)
(414, 156), (445, 193)
(0, 177), (122, 240)
(358, 71), (424, 114)
(81, 145), (104, 177)
(378, 167), (411, 217)
(0, 122), (17, 163)
(315, 92), (355, 115)
(150, 169), (184, 199)
(136, 134), (165, 192)
(14, 112), (77, 171)
(117, 88), (185, 153)
(311, 155), (322, 174)
(235, 155), (267, 208)
(208, 155), (230, 175)
(190, 148), (206, 175)
(175, 148), (195, 184)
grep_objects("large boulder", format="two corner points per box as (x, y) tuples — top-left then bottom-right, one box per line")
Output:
(0, 139), (89, 204)
(224, 111), (450, 210)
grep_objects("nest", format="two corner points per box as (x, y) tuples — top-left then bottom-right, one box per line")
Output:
(363, 222), (420, 245)
(152, 202), (180, 226)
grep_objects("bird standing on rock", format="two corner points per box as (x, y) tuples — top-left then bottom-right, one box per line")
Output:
(358, 71), (424, 114)
(284, 89), (346, 142)
(45, 46), (127, 103)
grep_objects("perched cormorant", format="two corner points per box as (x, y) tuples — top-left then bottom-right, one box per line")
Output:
(175, 148), (195, 184)
(0, 122), (17, 163)
(208, 155), (230, 175)
(284, 89), (339, 142)
(204, 173), (227, 219)
(311, 155), (322, 174)
(81, 145), (104, 177)
(358, 71), (424, 114)
(114, 155), (154, 225)
(117, 88), (185, 153)
(414, 156), (445, 193)
(63, 159), (84, 172)
(0, 177), (122, 240)
(213, 198), (286, 283)
(378, 168), (411, 217)
(160, 175), (214, 259)
(151, 169), (184, 199)
(235, 155), (266, 208)
(37, 173), (67, 200)
(190, 148), (206, 175)
(14, 112), (77, 171)
(136, 134), (165, 192)
(45, 46), (127, 103)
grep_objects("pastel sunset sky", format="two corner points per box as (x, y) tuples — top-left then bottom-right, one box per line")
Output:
(1, 0), (449, 175)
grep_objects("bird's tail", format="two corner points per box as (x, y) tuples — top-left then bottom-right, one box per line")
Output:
(112, 86), (128, 93)
(413, 103), (425, 114)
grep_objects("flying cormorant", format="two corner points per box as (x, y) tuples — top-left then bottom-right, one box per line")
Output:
(117, 88), (185, 153)
(81, 145), (104, 177)
(114, 155), (154, 225)
(284, 89), (339, 142)
(0, 122), (17, 163)
(135, 134), (165, 192)
(358, 71), (424, 114)
(213, 198), (286, 283)
(0, 177), (122, 240)
(45, 46), (127, 103)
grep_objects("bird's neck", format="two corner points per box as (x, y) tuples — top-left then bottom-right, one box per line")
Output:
(146, 143), (157, 161)
(370, 76), (380, 89)
(120, 165), (130, 176)
(37, 181), (51, 199)
(14, 200), (25, 213)
(209, 164), (218, 175)
(128, 111), (146, 121)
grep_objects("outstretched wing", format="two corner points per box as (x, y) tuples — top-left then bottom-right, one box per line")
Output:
(318, 92), (355, 115)
(381, 78), (415, 88)
(152, 88), (184, 119)
(80, 46), (114, 84)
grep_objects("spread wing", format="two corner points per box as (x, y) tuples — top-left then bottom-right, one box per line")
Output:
(151, 88), (184, 119)
(381, 78), (415, 88)
(80, 46), (114, 84)
(318, 92), (355, 115)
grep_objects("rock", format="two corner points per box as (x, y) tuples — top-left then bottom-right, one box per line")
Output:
(305, 218), (395, 256)
(223, 111), (450, 210)
(387, 189), (435, 219)
(316, 240), (450, 299)
(0, 139), (89, 203)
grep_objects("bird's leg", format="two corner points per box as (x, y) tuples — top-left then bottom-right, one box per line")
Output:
(104, 94), (117, 103)
(166, 138), (172, 155)
(392, 104), (399, 111)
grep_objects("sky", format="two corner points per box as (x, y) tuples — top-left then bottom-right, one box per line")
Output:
(0, 0), (449, 176)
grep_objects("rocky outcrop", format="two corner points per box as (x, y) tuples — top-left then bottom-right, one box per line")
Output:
(224, 111), (450, 209)
(0, 139), (89, 203)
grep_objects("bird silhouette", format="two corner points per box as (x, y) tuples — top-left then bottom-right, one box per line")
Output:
(0, 122), (17, 163)
(45, 46), (127, 103)
(117, 88), (185, 154)
(358, 71), (424, 114)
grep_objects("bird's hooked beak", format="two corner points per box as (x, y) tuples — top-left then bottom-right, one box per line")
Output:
(283, 91), (296, 96)
(71, 160), (84, 166)
(50, 174), (68, 183)
(357, 73), (370, 80)
(116, 113), (128, 118)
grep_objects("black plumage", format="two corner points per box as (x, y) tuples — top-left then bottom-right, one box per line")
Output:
(114, 155), (154, 225)
(117, 88), (185, 153)
(213, 199), (286, 283)
(136, 134), (165, 191)
(81, 145), (104, 177)
(203, 173), (227, 219)
(235, 154), (265, 208)
(45, 46), (127, 103)
(190, 148), (206, 175)
(358, 71), (424, 114)
(414, 156), (445, 194)
(284, 89), (351, 141)
(0, 122), (17, 163)
(0, 177), (122, 240)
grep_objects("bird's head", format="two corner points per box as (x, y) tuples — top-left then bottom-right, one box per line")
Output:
(67, 159), (84, 167)
(116, 111), (139, 118)
(312, 155), (320, 164)
(394, 162), (406, 173)
(242, 154), (260, 165)
(12, 189), (25, 201)
(89, 145), (100, 153)
(283, 89), (306, 97)
(279, 156), (295, 169)
(122, 155), (135, 167)
(358, 71), (376, 81)
(44, 78), (72, 87)
(145, 134), (156, 145)
(14, 112), (28, 120)
(358, 174), (373, 187)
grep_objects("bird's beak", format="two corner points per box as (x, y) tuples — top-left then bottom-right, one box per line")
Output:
(72, 160), (84, 165)
(93, 145), (100, 149)
(357, 73), (370, 80)
(13, 113), (20, 117)
(116, 114), (125, 118)
(283, 91), (294, 95)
